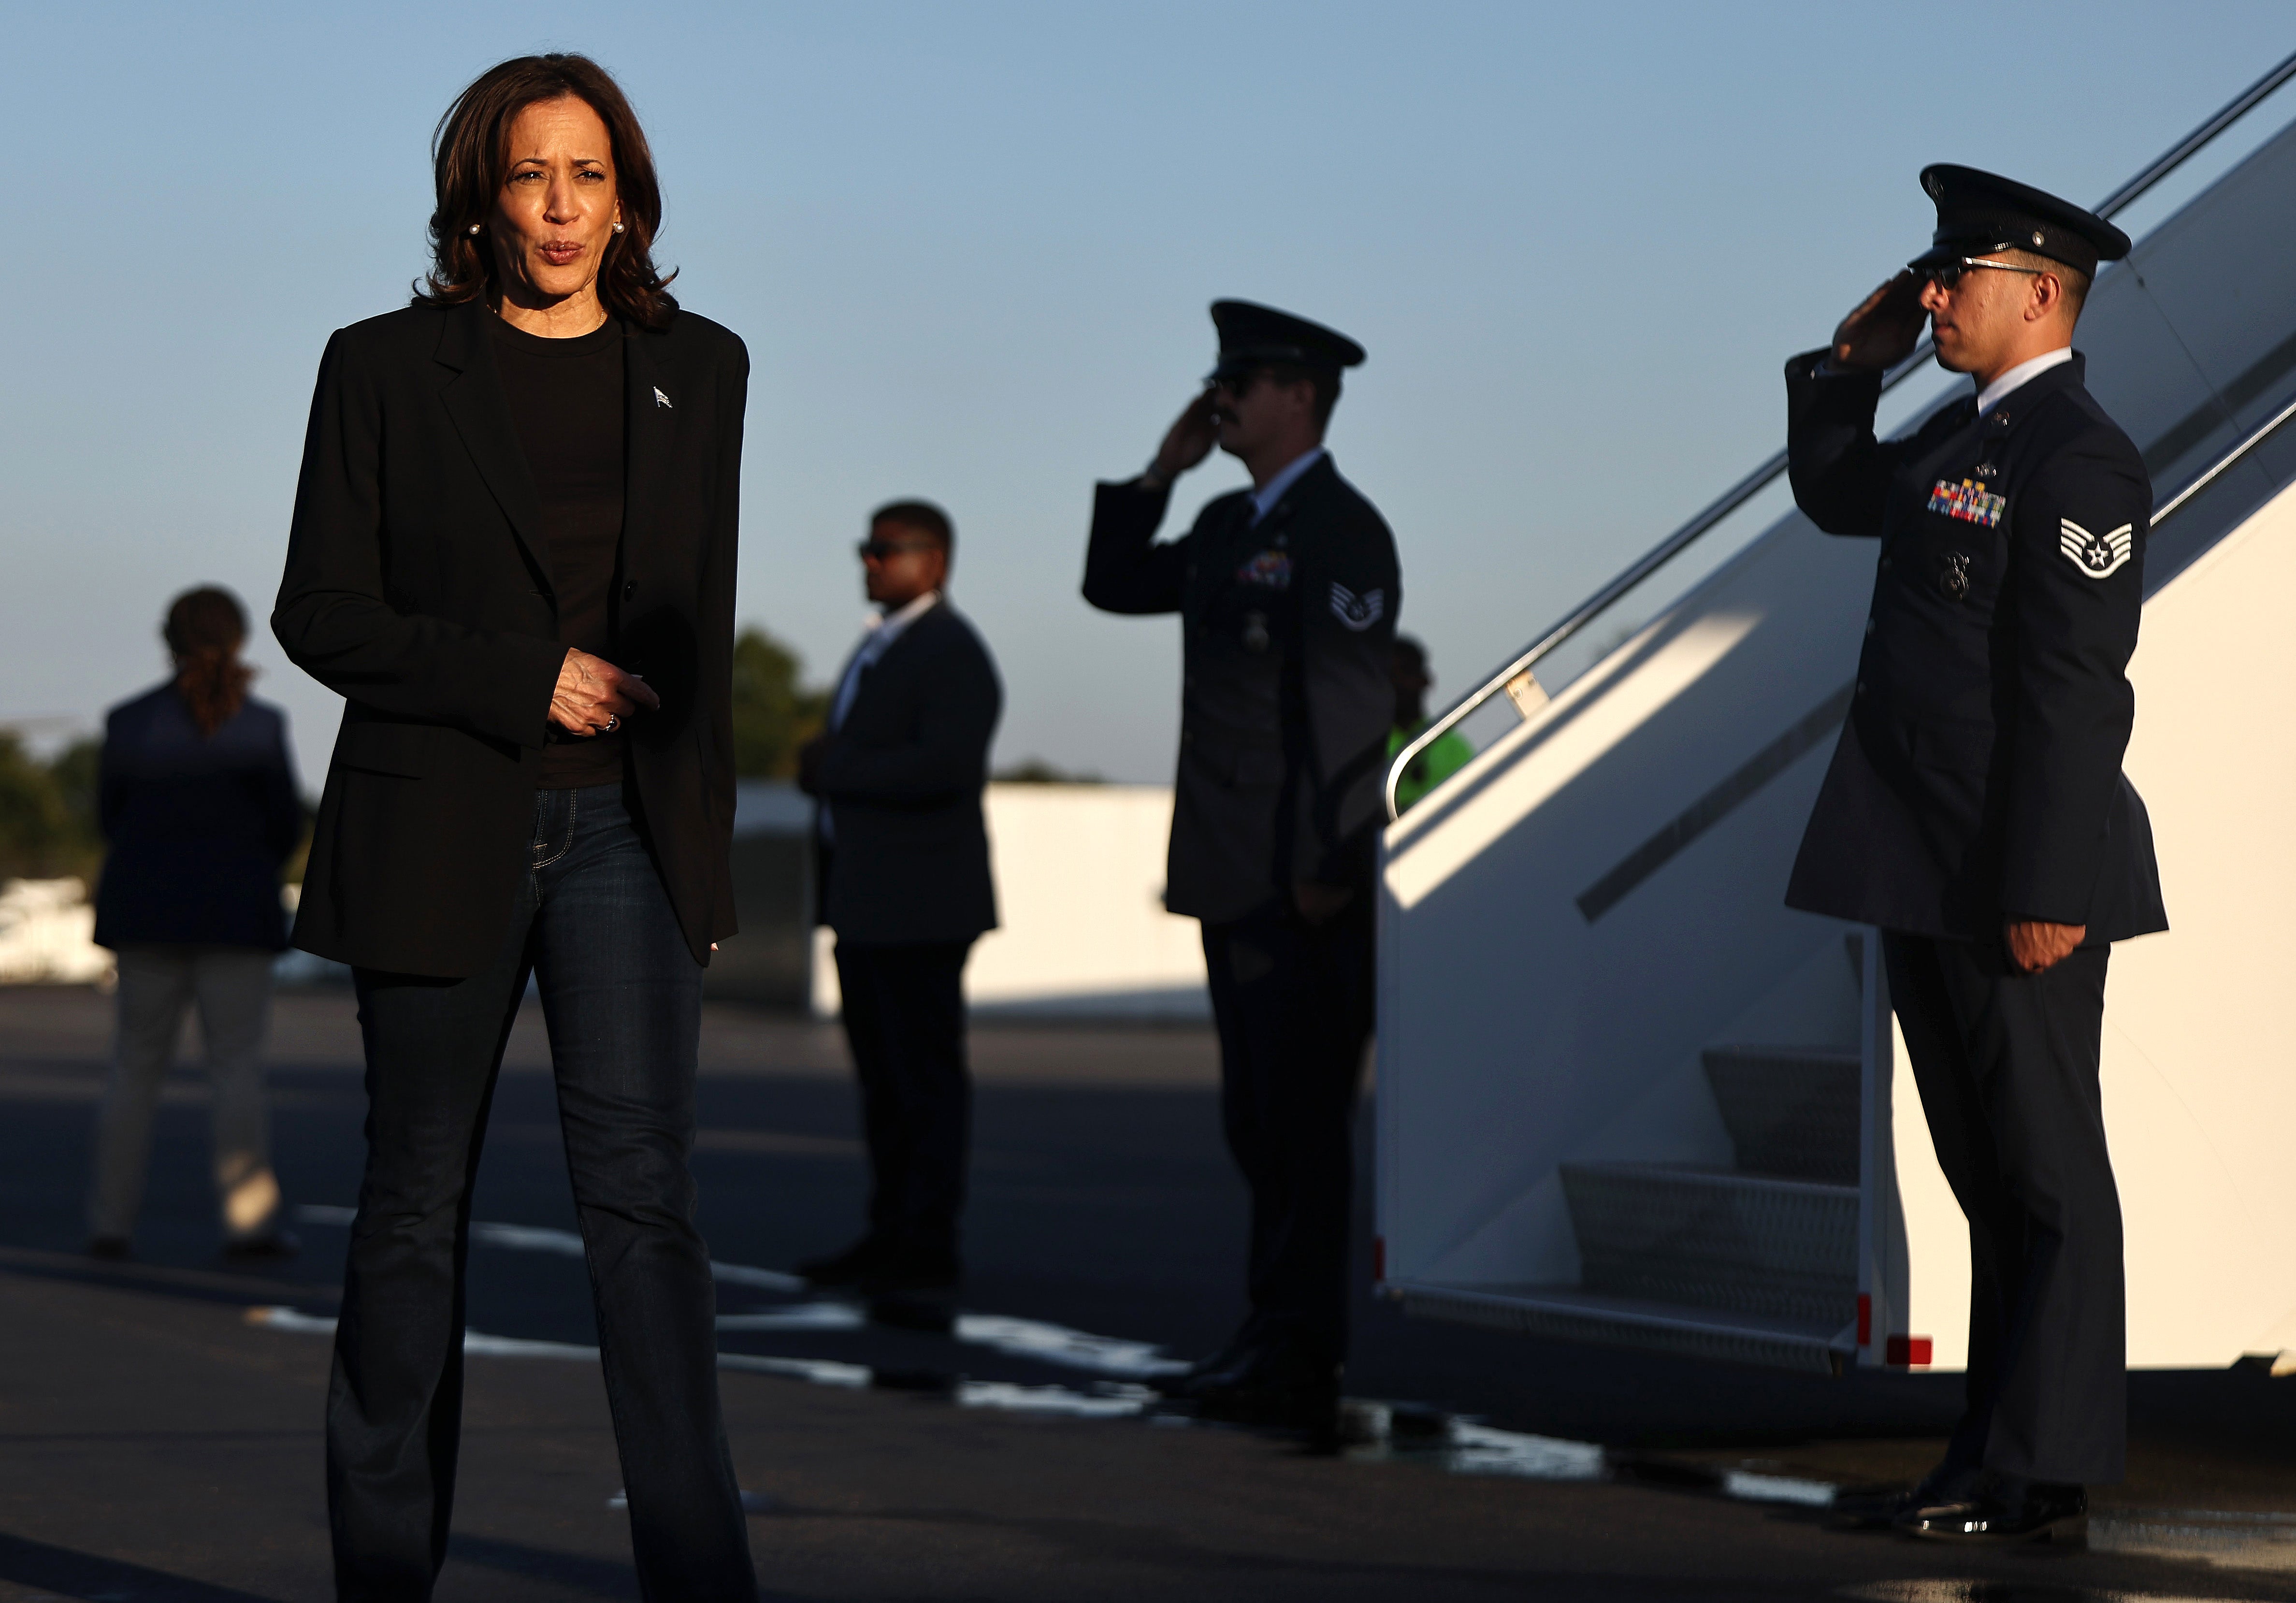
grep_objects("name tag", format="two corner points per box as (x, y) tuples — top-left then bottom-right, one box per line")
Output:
(1928, 477), (2006, 528)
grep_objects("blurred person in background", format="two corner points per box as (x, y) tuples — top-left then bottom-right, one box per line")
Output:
(86, 585), (301, 1263)
(1386, 635), (1473, 814)
(795, 500), (1000, 1329)
(271, 54), (754, 1600)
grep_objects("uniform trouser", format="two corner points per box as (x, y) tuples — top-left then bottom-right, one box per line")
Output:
(1883, 931), (2124, 1486)
(832, 938), (975, 1256)
(329, 782), (754, 1603)
(1200, 894), (1375, 1365)
(88, 943), (281, 1243)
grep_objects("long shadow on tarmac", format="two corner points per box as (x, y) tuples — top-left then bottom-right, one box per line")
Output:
(0, 1530), (281, 1601)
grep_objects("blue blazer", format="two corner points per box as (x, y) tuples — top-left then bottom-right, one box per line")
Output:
(93, 682), (302, 951)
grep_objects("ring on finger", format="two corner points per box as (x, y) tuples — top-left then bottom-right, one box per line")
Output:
(605, 714), (620, 733)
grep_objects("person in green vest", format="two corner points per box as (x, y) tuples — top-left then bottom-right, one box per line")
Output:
(1386, 635), (1473, 813)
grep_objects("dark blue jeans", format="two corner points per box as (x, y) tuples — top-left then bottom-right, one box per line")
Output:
(329, 782), (753, 1602)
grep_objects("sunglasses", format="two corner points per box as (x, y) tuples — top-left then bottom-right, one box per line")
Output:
(1918, 256), (2050, 292)
(857, 539), (938, 563)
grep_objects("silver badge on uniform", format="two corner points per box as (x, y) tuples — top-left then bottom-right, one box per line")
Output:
(1329, 582), (1385, 631)
(1938, 551), (1971, 602)
(2058, 518), (2134, 578)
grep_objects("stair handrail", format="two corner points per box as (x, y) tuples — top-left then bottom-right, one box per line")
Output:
(1385, 46), (2296, 823)
(2149, 387), (2296, 531)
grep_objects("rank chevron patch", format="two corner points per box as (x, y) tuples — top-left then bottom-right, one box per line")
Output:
(2059, 518), (2134, 578)
(1329, 582), (1385, 630)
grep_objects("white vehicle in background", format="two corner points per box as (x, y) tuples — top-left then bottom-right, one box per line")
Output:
(1374, 54), (2296, 1380)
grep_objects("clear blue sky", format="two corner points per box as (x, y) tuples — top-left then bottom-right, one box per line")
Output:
(4, 3), (2290, 787)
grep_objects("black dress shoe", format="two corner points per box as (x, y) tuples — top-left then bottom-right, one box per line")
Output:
(1903, 1480), (2086, 1545)
(796, 1235), (895, 1288)
(223, 1229), (300, 1264)
(859, 1243), (960, 1297)
(1831, 1461), (1983, 1531)
(1152, 1330), (1264, 1400)
(868, 1290), (958, 1334)
(1190, 1343), (1342, 1432)
(84, 1235), (130, 1263)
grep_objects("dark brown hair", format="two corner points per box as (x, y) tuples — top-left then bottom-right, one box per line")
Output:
(871, 500), (956, 554)
(415, 54), (678, 330)
(164, 587), (253, 737)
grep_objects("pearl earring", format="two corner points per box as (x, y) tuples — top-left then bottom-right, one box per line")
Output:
(466, 223), (481, 236)
(612, 221), (625, 234)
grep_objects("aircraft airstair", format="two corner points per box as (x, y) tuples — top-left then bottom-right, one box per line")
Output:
(1375, 54), (2296, 1376)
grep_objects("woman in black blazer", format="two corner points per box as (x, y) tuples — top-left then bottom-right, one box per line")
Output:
(272, 56), (754, 1600)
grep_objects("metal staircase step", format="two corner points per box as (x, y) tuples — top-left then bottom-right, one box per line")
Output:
(1558, 1161), (1858, 1328)
(1388, 1281), (1852, 1374)
(1701, 1046), (1861, 1184)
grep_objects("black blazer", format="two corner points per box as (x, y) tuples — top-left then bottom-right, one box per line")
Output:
(92, 683), (302, 952)
(1083, 455), (1399, 924)
(274, 299), (749, 976)
(812, 601), (1000, 945)
(1782, 349), (2166, 943)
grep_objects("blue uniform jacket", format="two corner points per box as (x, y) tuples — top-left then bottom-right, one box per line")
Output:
(1783, 349), (2168, 943)
(93, 682), (302, 951)
(1083, 455), (1400, 924)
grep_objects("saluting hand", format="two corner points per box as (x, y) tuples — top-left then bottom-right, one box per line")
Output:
(1141, 390), (1219, 491)
(1830, 271), (1927, 372)
(2005, 919), (2086, 974)
(549, 648), (660, 738)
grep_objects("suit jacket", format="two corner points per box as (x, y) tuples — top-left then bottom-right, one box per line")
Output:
(273, 299), (749, 975)
(1783, 349), (2167, 943)
(1083, 455), (1399, 924)
(812, 601), (1001, 944)
(92, 683), (302, 952)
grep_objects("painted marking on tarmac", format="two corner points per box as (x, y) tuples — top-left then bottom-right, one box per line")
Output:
(1345, 1408), (1606, 1484)
(247, 1305), (1156, 1419)
(716, 1306), (1189, 1377)
(1719, 1468), (1836, 1507)
(296, 1203), (1177, 1376)
(295, 1203), (808, 1293)
(718, 1304), (869, 1333)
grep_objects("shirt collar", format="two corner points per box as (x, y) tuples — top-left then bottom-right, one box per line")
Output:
(865, 589), (940, 642)
(1976, 347), (2073, 418)
(1248, 447), (1327, 525)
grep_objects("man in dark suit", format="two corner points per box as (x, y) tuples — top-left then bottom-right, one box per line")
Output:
(1785, 166), (2167, 1545)
(797, 500), (1001, 1318)
(1083, 302), (1399, 1430)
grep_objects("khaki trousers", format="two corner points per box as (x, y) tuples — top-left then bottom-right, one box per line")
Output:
(88, 944), (280, 1242)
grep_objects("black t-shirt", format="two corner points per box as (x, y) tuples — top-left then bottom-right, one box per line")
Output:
(488, 312), (628, 787)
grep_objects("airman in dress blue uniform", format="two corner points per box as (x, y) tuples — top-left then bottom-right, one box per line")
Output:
(1083, 302), (1399, 1430)
(1785, 166), (2167, 1545)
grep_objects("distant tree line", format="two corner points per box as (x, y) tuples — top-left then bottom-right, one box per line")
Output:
(0, 735), (102, 883)
(0, 621), (1085, 883)
(730, 625), (830, 780)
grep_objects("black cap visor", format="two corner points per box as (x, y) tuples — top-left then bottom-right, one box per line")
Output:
(1908, 237), (2016, 274)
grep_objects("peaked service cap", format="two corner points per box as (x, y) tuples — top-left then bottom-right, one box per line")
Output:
(1207, 300), (1366, 384)
(1910, 164), (2132, 280)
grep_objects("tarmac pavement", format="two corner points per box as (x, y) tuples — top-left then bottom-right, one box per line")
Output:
(0, 982), (2291, 1601)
